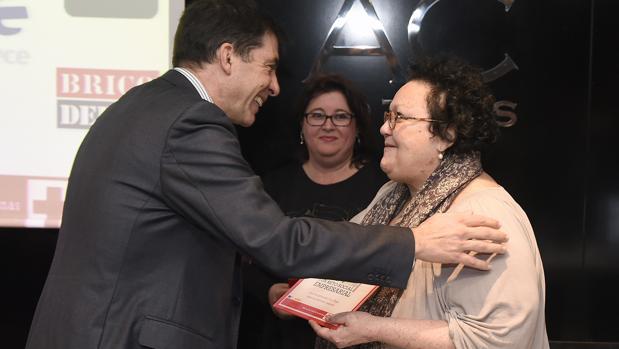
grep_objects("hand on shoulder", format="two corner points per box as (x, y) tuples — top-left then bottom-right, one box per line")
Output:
(412, 212), (508, 270)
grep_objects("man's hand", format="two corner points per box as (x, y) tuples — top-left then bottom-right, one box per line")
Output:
(413, 213), (508, 270)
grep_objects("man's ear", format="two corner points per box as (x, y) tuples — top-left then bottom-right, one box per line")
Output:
(217, 43), (234, 75)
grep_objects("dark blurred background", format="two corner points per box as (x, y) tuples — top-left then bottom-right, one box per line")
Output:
(2, 0), (618, 348)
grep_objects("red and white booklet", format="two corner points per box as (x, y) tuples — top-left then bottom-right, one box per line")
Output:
(272, 278), (379, 329)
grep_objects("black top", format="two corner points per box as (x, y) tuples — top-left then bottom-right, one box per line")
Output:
(262, 162), (387, 221)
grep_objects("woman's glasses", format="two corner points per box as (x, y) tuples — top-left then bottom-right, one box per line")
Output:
(383, 111), (443, 130)
(304, 112), (354, 127)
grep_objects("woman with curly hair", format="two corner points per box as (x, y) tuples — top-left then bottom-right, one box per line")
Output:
(308, 56), (549, 348)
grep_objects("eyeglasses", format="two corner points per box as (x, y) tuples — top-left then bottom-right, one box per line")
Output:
(304, 112), (354, 127)
(383, 111), (443, 130)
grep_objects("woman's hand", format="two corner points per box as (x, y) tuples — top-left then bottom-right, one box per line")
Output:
(311, 312), (454, 349)
(268, 283), (294, 319)
(309, 311), (377, 348)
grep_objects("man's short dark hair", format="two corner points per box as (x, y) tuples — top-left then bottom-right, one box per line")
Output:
(408, 55), (499, 154)
(172, 0), (282, 67)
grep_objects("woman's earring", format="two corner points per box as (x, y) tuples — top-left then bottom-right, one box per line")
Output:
(300, 131), (304, 145)
(438, 151), (444, 160)
(356, 135), (361, 145)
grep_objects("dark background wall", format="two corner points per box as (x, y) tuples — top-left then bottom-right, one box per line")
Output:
(2, 0), (618, 348)
(239, 0), (619, 345)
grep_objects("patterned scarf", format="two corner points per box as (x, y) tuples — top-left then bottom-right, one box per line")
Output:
(315, 151), (482, 349)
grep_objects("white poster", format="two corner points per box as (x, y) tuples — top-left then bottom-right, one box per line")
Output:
(0, 0), (184, 227)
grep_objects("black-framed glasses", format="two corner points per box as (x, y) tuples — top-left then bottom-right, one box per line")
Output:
(304, 112), (354, 127)
(383, 111), (443, 130)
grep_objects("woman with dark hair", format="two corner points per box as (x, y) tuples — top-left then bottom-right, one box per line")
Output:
(310, 56), (549, 348)
(262, 74), (386, 221)
(295, 74), (378, 170)
(239, 74), (387, 349)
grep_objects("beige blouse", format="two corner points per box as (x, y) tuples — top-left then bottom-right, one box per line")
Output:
(352, 182), (549, 349)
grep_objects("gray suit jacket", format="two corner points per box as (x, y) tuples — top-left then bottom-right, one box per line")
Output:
(25, 70), (414, 349)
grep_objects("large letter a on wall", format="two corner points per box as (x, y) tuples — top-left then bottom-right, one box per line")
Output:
(305, 0), (404, 83)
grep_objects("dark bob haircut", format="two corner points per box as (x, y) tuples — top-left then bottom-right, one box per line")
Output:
(173, 0), (282, 67)
(294, 74), (378, 168)
(408, 55), (499, 154)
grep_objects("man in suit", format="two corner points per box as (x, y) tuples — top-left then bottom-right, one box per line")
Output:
(26, 1), (507, 348)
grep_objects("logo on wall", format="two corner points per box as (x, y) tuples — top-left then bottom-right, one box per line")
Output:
(408, 0), (518, 127)
(64, 0), (158, 19)
(305, 0), (404, 84)
(0, 5), (27, 36)
(0, 175), (66, 228)
(56, 68), (159, 129)
(27, 179), (67, 228)
(0, 5), (30, 65)
(308, 0), (518, 127)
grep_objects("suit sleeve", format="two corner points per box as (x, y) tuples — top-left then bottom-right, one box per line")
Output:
(159, 102), (414, 288)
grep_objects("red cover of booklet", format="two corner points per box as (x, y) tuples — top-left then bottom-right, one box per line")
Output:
(273, 278), (379, 329)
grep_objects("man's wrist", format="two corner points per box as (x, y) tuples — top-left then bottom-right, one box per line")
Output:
(411, 227), (422, 261)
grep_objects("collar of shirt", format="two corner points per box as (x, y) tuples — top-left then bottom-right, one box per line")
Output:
(173, 67), (213, 103)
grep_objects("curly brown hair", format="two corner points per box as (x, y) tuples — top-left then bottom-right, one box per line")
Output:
(408, 55), (499, 154)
